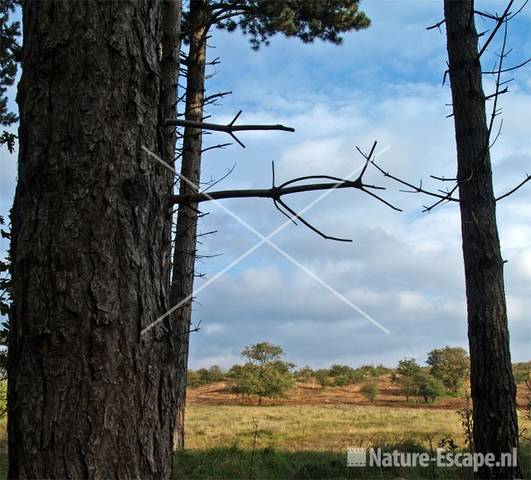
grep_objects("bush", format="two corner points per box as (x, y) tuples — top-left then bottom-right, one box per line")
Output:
(294, 366), (314, 382)
(397, 376), (418, 402)
(360, 381), (379, 402)
(417, 372), (445, 403)
(395, 358), (422, 401)
(313, 369), (334, 389)
(334, 369), (365, 386)
(328, 364), (353, 377)
(188, 365), (226, 388)
(513, 362), (531, 384)
(230, 342), (294, 404)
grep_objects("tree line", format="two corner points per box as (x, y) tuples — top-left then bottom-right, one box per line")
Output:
(187, 342), (529, 406)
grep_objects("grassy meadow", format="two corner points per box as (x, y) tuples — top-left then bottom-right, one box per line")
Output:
(174, 403), (531, 479)
(0, 404), (529, 479)
(184, 404), (475, 451)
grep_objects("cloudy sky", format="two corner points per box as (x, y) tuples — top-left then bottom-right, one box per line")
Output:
(1, 1), (530, 370)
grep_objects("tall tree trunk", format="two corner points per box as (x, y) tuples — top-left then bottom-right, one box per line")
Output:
(161, 0), (182, 168)
(444, 1), (520, 478)
(8, 0), (181, 477)
(172, 0), (208, 450)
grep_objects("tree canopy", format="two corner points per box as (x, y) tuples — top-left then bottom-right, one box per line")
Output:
(184, 0), (370, 50)
(230, 342), (294, 404)
(427, 346), (469, 393)
(0, 0), (20, 153)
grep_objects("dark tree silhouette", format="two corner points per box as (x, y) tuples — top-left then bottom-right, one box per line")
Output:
(444, 1), (521, 477)
(8, 0), (182, 477)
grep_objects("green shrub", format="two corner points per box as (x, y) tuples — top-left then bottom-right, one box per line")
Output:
(360, 381), (379, 402)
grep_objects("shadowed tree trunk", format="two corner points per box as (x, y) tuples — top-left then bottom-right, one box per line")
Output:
(8, 0), (181, 477)
(172, 0), (208, 450)
(444, 1), (520, 478)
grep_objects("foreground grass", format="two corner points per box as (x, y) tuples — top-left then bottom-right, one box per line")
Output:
(177, 404), (531, 479)
(1, 404), (530, 479)
(184, 404), (510, 451)
(174, 444), (531, 480)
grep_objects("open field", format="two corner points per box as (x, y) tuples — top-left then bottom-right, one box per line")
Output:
(184, 402), (531, 452)
(177, 403), (531, 479)
(185, 404), (477, 451)
(176, 379), (531, 478)
(0, 378), (529, 478)
(0, 403), (529, 479)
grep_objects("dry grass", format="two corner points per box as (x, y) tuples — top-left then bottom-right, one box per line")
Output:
(184, 403), (531, 452)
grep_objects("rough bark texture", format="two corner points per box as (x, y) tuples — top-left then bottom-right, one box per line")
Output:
(161, 0), (181, 167)
(444, 1), (520, 478)
(172, 0), (208, 450)
(8, 1), (181, 478)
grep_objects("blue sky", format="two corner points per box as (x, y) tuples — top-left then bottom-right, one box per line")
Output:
(1, 1), (530, 369)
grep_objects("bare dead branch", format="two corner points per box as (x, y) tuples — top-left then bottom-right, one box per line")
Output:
(427, 19), (445, 31)
(202, 163), (236, 192)
(496, 174), (531, 201)
(369, 159), (460, 205)
(201, 142), (232, 154)
(431, 175), (458, 182)
(477, 0), (513, 59)
(169, 141), (401, 242)
(475, 10), (502, 21)
(171, 179), (376, 204)
(165, 110), (295, 148)
(403, 0), (526, 214)
(485, 86), (509, 100)
(507, 0), (529, 20)
(196, 229), (218, 238)
(482, 57), (531, 74)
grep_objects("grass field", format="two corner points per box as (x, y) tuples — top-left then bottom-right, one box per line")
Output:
(174, 403), (531, 479)
(185, 404), (476, 451)
(1, 390), (529, 479)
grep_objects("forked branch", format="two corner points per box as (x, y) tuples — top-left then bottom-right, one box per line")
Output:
(165, 110), (295, 148)
(170, 141), (401, 242)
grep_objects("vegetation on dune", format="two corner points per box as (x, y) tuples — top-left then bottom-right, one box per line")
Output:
(187, 344), (529, 411)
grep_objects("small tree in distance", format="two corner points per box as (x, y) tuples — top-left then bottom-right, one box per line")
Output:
(394, 357), (422, 402)
(426, 346), (469, 394)
(313, 369), (334, 390)
(230, 342), (294, 405)
(295, 366), (314, 382)
(416, 371), (445, 403)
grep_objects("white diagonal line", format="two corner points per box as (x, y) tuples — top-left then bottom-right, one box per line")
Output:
(141, 145), (391, 334)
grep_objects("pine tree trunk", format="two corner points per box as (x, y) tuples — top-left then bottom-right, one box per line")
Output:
(172, 0), (208, 450)
(8, 1), (181, 477)
(444, 1), (520, 478)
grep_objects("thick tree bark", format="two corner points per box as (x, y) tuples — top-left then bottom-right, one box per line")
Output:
(172, 0), (208, 450)
(444, 1), (520, 478)
(8, 1), (181, 478)
(161, 0), (182, 167)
